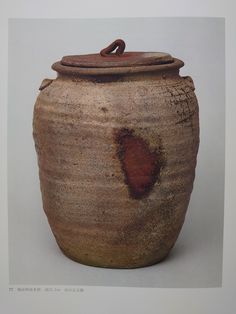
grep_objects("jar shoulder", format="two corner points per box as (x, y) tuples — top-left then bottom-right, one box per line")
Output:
(35, 75), (197, 106)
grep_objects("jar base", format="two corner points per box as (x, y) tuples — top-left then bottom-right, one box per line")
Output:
(58, 245), (170, 269)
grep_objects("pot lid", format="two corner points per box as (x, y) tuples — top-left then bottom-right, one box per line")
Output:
(60, 39), (174, 68)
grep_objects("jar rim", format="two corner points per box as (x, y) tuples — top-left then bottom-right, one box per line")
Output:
(52, 58), (184, 77)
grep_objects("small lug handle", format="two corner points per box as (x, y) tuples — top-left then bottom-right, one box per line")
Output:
(100, 39), (126, 57)
(183, 76), (195, 91)
(39, 78), (53, 91)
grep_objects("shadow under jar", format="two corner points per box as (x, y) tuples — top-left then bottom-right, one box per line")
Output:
(33, 39), (199, 268)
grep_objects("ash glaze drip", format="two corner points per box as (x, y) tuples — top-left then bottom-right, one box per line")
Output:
(115, 128), (164, 199)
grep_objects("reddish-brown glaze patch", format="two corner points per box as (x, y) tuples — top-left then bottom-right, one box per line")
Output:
(115, 128), (163, 199)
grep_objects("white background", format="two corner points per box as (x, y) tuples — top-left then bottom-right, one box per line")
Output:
(1, 0), (236, 313)
(8, 18), (224, 288)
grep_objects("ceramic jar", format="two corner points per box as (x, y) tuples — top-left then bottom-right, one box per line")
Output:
(33, 39), (199, 268)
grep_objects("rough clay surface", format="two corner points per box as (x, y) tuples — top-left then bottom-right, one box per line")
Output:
(33, 72), (199, 268)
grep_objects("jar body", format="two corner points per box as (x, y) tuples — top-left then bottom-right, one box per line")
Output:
(33, 71), (199, 268)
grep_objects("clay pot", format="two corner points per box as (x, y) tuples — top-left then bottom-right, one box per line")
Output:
(33, 39), (199, 268)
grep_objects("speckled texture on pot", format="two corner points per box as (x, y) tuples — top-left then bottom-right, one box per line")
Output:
(33, 57), (199, 268)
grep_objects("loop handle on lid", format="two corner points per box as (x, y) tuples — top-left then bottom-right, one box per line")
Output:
(100, 39), (126, 57)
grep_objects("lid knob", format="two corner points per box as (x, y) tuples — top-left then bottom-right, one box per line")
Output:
(100, 39), (126, 57)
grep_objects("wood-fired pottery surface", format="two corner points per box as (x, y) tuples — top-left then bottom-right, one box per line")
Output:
(33, 39), (199, 268)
